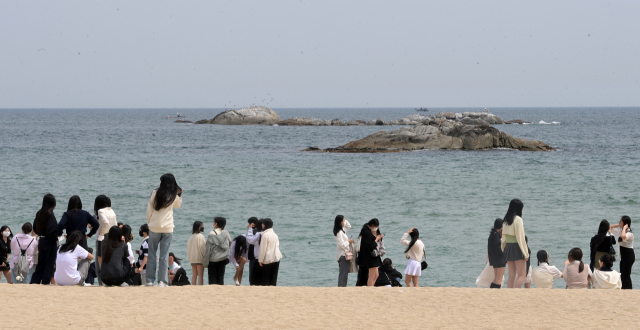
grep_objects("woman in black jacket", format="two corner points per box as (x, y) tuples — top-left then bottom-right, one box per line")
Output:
(100, 226), (130, 286)
(56, 195), (100, 244)
(359, 218), (383, 287)
(30, 194), (59, 285)
(375, 258), (403, 287)
(590, 219), (616, 271)
(487, 218), (506, 288)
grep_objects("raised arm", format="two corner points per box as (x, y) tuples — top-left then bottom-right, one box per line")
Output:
(400, 232), (411, 246)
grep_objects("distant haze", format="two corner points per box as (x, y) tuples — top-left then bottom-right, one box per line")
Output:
(1, 0), (639, 108)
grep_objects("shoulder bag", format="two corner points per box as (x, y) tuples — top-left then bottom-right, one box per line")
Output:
(421, 248), (428, 270)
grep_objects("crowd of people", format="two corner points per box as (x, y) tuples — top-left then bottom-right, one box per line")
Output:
(0, 174), (283, 287)
(479, 199), (635, 289)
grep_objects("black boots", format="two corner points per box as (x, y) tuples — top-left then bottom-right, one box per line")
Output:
(489, 283), (501, 289)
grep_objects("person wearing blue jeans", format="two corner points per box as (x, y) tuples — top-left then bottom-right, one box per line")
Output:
(146, 231), (172, 286)
(146, 173), (182, 287)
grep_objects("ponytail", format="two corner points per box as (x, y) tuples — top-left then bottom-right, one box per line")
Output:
(568, 247), (585, 273)
(578, 261), (584, 273)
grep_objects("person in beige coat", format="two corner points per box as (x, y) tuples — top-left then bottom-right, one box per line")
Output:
(258, 218), (282, 286)
(187, 221), (206, 285)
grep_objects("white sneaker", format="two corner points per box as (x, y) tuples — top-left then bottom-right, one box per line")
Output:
(120, 282), (129, 287)
(82, 283), (92, 287)
(145, 281), (154, 287)
(158, 281), (168, 287)
(235, 280), (240, 286)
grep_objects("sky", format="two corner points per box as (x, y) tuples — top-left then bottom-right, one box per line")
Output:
(1, 0), (639, 108)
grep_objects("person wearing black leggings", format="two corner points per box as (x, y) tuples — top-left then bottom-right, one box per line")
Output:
(611, 216), (635, 289)
(30, 194), (59, 285)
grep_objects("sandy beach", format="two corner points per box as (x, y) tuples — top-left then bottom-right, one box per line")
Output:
(2, 284), (638, 329)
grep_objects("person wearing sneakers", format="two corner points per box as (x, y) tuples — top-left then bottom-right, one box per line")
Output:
(146, 173), (182, 287)
(54, 231), (94, 286)
(203, 217), (232, 285)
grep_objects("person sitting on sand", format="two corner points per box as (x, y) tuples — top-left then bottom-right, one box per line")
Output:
(53, 231), (93, 286)
(100, 226), (130, 287)
(168, 252), (190, 286)
(592, 254), (622, 289)
(258, 218), (283, 286)
(562, 248), (592, 289)
(531, 250), (563, 288)
(487, 218), (506, 289)
(229, 235), (249, 286)
(401, 227), (424, 287)
(375, 258), (403, 287)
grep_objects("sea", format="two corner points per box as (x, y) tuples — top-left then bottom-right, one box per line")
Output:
(0, 107), (638, 288)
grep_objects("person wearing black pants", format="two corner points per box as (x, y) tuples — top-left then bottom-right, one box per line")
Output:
(260, 261), (280, 286)
(31, 194), (59, 285)
(257, 219), (282, 286)
(207, 260), (227, 285)
(611, 216), (634, 289)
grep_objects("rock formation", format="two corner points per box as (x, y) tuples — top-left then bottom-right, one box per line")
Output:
(197, 106), (281, 125)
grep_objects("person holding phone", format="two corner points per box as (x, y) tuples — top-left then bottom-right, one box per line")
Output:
(333, 215), (354, 287)
(359, 218), (382, 287)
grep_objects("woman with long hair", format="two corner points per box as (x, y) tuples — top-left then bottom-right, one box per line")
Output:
(500, 199), (528, 288)
(94, 194), (116, 285)
(589, 219), (616, 271)
(30, 194), (58, 284)
(400, 227), (425, 287)
(358, 218), (383, 287)
(229, 235), (249, 286)
(146, 173), (182, 287)
(333, 215), (354, 287)
(100, 226), (130, 286)
(610, 216), (634, 289)
(487, 218), (506, 288)
(0, 225), (14, 283)
(57, 195), (100, 243)
(54, 231), (94, 286)
(187, 221), (206, 285)
(562, 248), (592, 289)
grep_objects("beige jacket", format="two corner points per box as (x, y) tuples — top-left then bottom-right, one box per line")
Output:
(97, 207), (117, 241)
(187, 233), (206, 264)
(146, 190), (182, 233)
(400, 232), (425, 261)
(500, 216), (529, 259)
(258, 228), (282, 264)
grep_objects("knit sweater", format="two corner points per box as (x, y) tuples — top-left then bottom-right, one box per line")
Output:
(400, 233), (424, 261)
(258, 228), (282, 264)
(500, 216), (529, 259)
(146, 190), (182, 234)
(187, 233), (206, 264)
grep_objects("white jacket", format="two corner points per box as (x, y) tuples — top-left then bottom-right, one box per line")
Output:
(97, 207), (117, 241)
(531, 262), (563, 288)
(592, 269), (622, 289)
(334, 220), (351, 260)
(146, 190), (182, 233)
(258, 228), (282, 264)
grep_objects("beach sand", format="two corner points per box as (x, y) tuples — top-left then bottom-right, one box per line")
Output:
(2, 284), (638, 329)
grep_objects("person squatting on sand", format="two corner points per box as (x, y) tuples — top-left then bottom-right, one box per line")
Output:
(168, 252), (190, 286)
(610, 216), (634, 289)
(146, 173), (182, 287)
(204, 217), (231, 285)
(501, 199), (529, 289)
(374, 258), (403, 287)
(401, 227), (424, 287)
(100, 226), (130, 287)
(333, 215), (354, 287)
(487, 219), (506, 288)
(187, 221), (206, 286)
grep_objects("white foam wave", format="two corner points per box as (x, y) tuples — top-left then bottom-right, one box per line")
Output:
(538, 120), (560, 125)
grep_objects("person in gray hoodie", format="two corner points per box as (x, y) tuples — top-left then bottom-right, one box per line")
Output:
(203, 217), (231, 285)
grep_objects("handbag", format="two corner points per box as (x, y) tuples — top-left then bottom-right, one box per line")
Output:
(370, 249), (380, 258)
(421, 248), (428, 270)
(608, 236), (616, 255)
(345, 252), (354, 261)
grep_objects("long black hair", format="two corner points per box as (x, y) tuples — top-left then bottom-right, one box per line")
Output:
(0, 225), (13, 240)
(233, 235), (248, 260)
(503, 199), (523, 226)
(103, 226), (123, 264)
(621, 215), (632, 232)
(404, 229), (420, 253)
(67, 195), (82, 212)
(359, 218), (379, 237)
(192, 221), (203, 234)
(60, 230), (83, 253)
(333, 215), (345, 236)
(537, 250), (549, 266)
(121, 224), (133, 243)
(568, 247), (585, 273)
(169, 252), (182, 265)
(35, 194), (56, 235)
(490, 218), (503, 234)
(593, 219), (610, 248)
(153, 173), (180, 211)
(93, 195), (108, 217)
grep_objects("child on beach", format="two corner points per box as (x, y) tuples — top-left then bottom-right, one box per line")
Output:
(187, 221), (206, 285)
(134, 224), (149, 285)
(400, 227), (425, 287)
(531, 250), (563, 288)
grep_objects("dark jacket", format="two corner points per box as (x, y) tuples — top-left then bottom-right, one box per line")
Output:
(100, 243), (129, 280)
(359, 228), (382, 269)
(35, 213), (58, 243)
(590, 235), (616, 270)
(171, 267), (191, 286)
(487, 231), (506, 268)
(375, 265), (403, 287)
(57, 210), (100, 238)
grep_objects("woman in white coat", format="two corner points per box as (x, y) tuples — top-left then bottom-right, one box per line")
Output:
(333, 215), (354, 287)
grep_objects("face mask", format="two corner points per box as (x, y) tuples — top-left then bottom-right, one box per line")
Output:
(371, 227), (378, 232)
(200, 227), (204, 232)
(139, 231), (144, 237)
(2, 231), (10, 237)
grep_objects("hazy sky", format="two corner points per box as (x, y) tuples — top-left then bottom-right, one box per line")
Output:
(1, 0), (639, 108)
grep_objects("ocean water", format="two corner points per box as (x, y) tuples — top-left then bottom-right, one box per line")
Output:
(0, 107), (638, 288)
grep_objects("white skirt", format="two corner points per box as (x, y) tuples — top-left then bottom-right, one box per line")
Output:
(404, 259), (422, 276)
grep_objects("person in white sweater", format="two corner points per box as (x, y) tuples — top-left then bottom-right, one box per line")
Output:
(93, 195), (116, 286)
(145, 173), (182, 287)
(333, 215), (354, 287)
(187, 221), (206, 285)
(258, 219), (282, 286)
(500, 199), (529, 289)
(531, 250), (563, 288)
(400, 228), (425, 287)
(593, 254), (622, 289)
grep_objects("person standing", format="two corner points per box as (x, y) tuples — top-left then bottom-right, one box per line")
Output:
(246, 218), (263, 285)
(10, 223), (38, 284)
(134, 224), (150, 284)
(333, 215), (354, 287)
(487, 218), (506, 288)
(146, 173), (182, 287)
(500, 199), (528, 289)
(359, 219), (382, 287)
(400, 228), (425, 287)
(57, 195), (99, 242)
(258, 219), (282, 286)
(610, 216), (634, 289)
(0, 226), (14, 283)
(94, 194), (116, 285)
(187, 221), (206, 285)
(31, 194), (58, 285)
(204, 217), (231, 285)
(589, 220), (616, 272)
